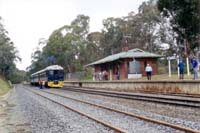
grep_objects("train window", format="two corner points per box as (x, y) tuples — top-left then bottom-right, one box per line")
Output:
(49, 70), (54, 75)
(55, 70), (64, 79)
(54, 70), (63, 75)
(47, 70), (64, 81)
(54, 70), (58, 75)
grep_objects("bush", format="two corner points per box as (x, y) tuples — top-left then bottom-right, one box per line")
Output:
(0, 78), (10, 96)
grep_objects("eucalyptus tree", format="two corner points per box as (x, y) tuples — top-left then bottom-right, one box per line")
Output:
(101, 17), (124, 56)
(70, 15), (90, 67)
(30, 47), (46, 73)
(120, 0), (178, 55)
(100, 0), (172, 55)
(86, 32), (104, 61)
(157, 0), (200, 55)
(41, 14), (90, 73)
(137, 0), (161, 52)
(0, 17), (21, 79)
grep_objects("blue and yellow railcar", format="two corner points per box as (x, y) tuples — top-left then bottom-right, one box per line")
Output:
(31, 65), (64, 88)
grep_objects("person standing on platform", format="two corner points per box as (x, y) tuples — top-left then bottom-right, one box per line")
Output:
(98, 71), (103, 80)
(103, 70), (108, 80)
(115, 70), (120, 80)
(145, 64), (152, 80)
(178, 60), (184, 80)
(192, 56), (198, 80)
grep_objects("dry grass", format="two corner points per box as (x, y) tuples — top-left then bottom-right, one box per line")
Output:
(0, 78), (10, 96)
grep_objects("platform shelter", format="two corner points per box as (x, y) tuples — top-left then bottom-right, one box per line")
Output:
(86, 48), (162, 80)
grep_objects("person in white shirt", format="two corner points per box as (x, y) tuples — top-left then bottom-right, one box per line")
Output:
(145, 64), (152, 80)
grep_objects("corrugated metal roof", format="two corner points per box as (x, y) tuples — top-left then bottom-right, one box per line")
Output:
(31, 65), (63, 76)
(86, 48), (163, 66)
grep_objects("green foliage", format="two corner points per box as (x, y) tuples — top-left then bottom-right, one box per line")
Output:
(101, 17), (123, 56)
(0, 77), (10, 96)
(80, 68), (93, 80)
(29, 0), (189, 76)
(0, 17), (21, 80)
(100, 0), (173, 55)
(81, 73), (93, 80)
(29, 15), (90, 74)
(86, 32), (104, 61)
(8, 69), (26, 83)
(157, 0), (200, 54)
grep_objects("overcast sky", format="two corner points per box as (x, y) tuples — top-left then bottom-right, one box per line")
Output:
(0, 0), (147, 71)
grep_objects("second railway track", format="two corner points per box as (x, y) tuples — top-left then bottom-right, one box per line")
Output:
(62, 86), (200, 108)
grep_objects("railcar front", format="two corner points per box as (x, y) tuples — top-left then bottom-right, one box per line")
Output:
(31, 65), (64, 88)
(46, 68), (64, 88)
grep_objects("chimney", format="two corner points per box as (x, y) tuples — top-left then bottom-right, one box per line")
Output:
(122, 37), (129, 52)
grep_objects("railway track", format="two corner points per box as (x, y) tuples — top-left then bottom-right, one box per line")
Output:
(62, 86), (200, 108)
(139, 91), (200, 98)
(26, 87), (200, 133)
(26, 88), (127, 133)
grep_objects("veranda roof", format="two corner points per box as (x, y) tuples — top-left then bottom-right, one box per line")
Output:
(86, 48), (162, 66)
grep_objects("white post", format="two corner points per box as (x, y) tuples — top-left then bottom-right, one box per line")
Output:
(177, 58), (179, 78)
(109, 69), (112, 80)
(168, 59), (171, 77)
(186, 57), (190, 76)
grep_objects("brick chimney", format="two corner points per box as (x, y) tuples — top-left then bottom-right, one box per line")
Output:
(122, 37), (129, 52)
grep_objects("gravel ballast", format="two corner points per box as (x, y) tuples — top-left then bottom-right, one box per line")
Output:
(5, 84), (199, 133)
(28, 87), (187, 132)
(6, 85), (116, 133)
(42, 87), (200, 132)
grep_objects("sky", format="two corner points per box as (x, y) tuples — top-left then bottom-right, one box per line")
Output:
(0, 0), (147, 71)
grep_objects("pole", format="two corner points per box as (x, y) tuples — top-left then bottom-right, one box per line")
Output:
(168, 59), (171, 77)
(186, 57), (190, 76)
(177, 58), (179, 78)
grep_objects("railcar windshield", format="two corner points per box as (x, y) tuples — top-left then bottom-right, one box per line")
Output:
(47, 70), (64, 81)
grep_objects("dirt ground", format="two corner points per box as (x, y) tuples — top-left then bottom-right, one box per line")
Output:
(0, 88), (31, 133)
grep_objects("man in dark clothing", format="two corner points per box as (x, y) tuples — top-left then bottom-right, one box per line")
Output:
(178, 60), (184, 80)
(39, 80), (42, 89)
(145, 64), (152, 80)
(192, 57), (198, 80)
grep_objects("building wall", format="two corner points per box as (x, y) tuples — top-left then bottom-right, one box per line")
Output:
(94, 58), (159, 80)
(136, 58), (158, 76)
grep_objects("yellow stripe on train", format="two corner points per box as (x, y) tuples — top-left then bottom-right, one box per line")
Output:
(47, 81), (64, 88)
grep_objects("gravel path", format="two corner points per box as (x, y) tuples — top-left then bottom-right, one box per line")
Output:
(0, 86), (31, 133)
(41, 87), (200, 132)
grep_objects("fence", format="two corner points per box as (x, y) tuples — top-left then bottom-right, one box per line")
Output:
(65, 72), (86, 80)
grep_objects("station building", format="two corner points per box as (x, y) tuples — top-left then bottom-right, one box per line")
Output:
(86, 48), (162, 80)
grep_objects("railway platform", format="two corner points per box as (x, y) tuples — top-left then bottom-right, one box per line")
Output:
(64, 80), (200, 95)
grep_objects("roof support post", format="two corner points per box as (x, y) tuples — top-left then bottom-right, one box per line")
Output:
(186, 57), (190, 76)
(168, 59), (171, 77)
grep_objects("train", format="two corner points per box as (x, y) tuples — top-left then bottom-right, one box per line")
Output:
(30, 65), (64, 88)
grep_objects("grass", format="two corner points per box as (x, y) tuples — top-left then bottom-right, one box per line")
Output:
(0, 77), (10, 96)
